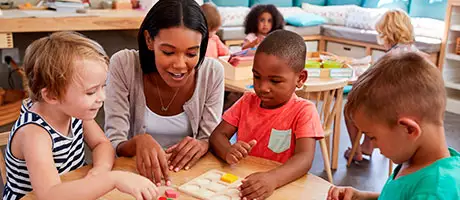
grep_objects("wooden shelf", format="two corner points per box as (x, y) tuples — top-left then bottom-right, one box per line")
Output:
(445, 81), (460, 90)
(451, 25), (460, 31)
(446, 53), (460, 61)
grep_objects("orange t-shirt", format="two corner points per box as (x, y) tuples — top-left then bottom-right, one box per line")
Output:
(205, 34), (229, 58)
(223, 92), (324, 163)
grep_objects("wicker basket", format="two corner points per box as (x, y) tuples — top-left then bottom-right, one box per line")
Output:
(457, 38), (460, 55)
(0, 90), (25, 126)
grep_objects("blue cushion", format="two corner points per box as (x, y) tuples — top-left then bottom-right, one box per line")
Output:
(208, 0), (250, 7)
(343, 85), (353, 94)
(409, 0), (447, 20)
(327, 0), (362, 5)
(250, 0), (293, 7)
(285, 13), (326, 27)
(362, 0), (409, 11)
(293, 0), (326, 7)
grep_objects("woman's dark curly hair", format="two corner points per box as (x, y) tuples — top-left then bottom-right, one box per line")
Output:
(244, 4), (285, 35)
(138, 0), (208, 74)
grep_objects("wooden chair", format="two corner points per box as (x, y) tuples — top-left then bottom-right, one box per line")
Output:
(297, 79), (348, 184)
(347, 131), (394, 177)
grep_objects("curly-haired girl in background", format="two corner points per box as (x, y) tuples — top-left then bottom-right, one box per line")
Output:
(242, 4), (284, 50)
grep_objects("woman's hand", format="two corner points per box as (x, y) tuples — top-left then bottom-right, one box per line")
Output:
(165, 136), (209, 172)
(134, 134), (170, 186)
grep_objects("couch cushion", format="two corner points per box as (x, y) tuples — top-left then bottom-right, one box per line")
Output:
(361, 0), (409, 11)
(218, 7), (250, 27)
(409, 0), (447, 20)
(302, 3), (358, 26)
(250, 0), (293, 7)
(321, 24), (441, 53)
(286, 13), (326, 27)
(294, 0), (326, 6)
(218, 25), (321, 41)
(285, 25), (322, 35)
(278, 7), (306, 18)
(207, 0), (249, 7)
(327, 0), (362, 6)
(411, 17), (445, 39)
(345, 7), (387, 30)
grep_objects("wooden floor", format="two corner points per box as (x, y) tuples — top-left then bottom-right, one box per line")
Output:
(1, 100), (459, 194)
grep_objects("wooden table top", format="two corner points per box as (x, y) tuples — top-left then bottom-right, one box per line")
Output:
(21, 153), (332, 200)
(0, 9), (146, 33)
(225, 78), (349, 94)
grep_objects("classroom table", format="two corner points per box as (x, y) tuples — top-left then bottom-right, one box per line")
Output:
(21, 153), (333, 200)
(225, 78), (348, 170)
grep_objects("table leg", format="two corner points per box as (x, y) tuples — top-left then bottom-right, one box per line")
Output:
(331, 89), (344, 170)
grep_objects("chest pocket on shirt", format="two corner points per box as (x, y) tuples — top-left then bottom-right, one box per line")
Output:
(268, 129), (292, 153)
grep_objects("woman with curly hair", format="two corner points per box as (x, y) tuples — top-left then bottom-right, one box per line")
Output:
(242, 4), (284, 50)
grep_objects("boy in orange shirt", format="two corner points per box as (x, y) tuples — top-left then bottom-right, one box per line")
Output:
(210, 30), (323, 200)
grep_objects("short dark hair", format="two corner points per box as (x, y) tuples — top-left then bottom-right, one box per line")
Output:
(138, 0), (208, 74)
(201, 3), (221, 32)
(256, 30), (306, 72)
(244, 4), (284, 35)
(346, 52), (445, 126)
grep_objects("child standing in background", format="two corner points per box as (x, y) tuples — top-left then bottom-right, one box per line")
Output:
(3, 32), (158, 200)
(329, 53), (460, 200)
(202, 3), (229, 58)
(344, 9), (429, 162)
(210, 30), (323, 200)
(242, 4), (284, 50)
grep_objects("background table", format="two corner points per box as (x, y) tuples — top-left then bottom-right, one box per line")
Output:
(21, 153), (332, 200)
(225, 78), (347, 170)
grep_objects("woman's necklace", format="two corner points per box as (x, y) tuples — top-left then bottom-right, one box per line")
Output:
(150, 74), (180, 112)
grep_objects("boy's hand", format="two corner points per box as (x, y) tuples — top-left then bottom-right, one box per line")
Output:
(239, 172), (276, 200)
(225, 140), (257, 165)
(327, 186), (362, 200)
(111, 171), (159, 200)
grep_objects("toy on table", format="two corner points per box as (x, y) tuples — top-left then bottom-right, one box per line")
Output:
(165, 189), (179, 198)
(178, 169), (242, 200)
(228, 48), (256, 67)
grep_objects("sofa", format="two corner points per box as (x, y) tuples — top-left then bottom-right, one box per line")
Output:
(207, 0), (446, 65)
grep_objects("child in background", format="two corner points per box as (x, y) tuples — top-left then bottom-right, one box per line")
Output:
(201, 3), (229, 58)
(328, 52), (460, 200)
(242, 4), (284, 50)
(344, 9), (429, 162)
(3, 32), (158, 200)
(210, 30), (323, 200)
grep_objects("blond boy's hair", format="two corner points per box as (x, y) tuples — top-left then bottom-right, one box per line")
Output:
(201, 3), (222, 32)
(375, 9), (414, 46)
(346, 52), (445, 126)
(23, 31), (108, 102)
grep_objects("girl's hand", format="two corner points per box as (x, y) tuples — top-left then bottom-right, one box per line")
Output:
(166, 136), (208, 172)
(239, 172), (276, 200)
(249, 38), (262, 48)
(134, 134), (170, 186)
(111, 171), (159, 200)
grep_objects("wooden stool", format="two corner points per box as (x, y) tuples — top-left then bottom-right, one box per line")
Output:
(297, 79), (348, 183)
